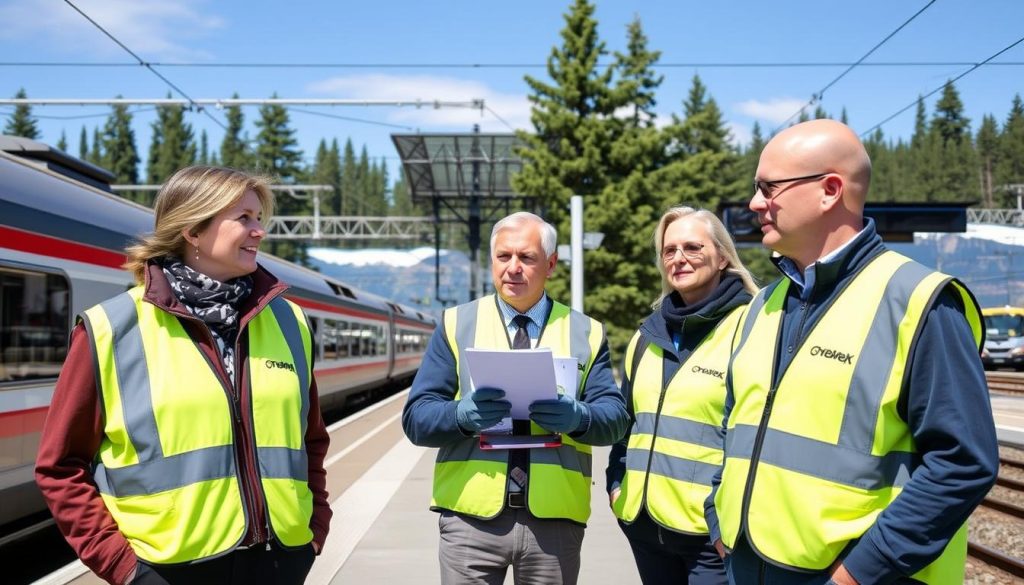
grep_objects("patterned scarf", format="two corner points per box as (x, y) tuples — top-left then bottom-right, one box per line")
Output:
(159, 257), (253, 384)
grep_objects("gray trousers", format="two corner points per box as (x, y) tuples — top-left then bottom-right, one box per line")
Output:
(438, 509), (585, 585)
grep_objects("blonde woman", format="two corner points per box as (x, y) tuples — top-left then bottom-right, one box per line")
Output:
(606, 206), (757, 585)
(36, 167), (330, 585)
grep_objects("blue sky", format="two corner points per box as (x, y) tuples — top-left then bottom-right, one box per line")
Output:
(1, 0), (1022, 181)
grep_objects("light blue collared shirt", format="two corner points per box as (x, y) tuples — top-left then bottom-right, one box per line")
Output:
(495, 293), (551, 349)
(775, 222), (870, 300)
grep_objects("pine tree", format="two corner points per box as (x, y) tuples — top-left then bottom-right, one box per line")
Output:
(56, 130), (68, 152)
(329, 139), (342, 214)
(996, 94), (1024, 207)
(514, 0), (652, 352)
(79, 126), (88, 160)
(797, 109), (810, 123)
(927, 82), (976, 201)
(340, 139), (359, 215)
(840, 107), (849, 125)
(390, 171), (419, 216)
(976, 114), (1000, 208)
(90, 127), (103, 167)
(220, 93), (250, 169)
(4, 88), (40, 139)
(310, 138), (341, 218)
(254, 94), (305, 262)
(614, 16), (662, 127)
(147, 97), (196, 184)
(813, 105), (828, 119)
(199, 130), (209, 165)
(101, 102), (140, 200)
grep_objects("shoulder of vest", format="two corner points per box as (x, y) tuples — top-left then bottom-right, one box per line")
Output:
(553, 299), (602, 329)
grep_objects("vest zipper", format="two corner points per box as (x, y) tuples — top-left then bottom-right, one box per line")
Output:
(235, 336), (266, 547)
(174, 312), (255, 549)
(641, 336), (684, 513)
(738, 283), (814, 558)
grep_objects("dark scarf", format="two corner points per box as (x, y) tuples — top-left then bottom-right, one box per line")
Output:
(159, 257), (253, 383)
(660, 273), (748, 333)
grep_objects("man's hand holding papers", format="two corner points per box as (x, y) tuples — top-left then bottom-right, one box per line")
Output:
(456, 387), (512, 433)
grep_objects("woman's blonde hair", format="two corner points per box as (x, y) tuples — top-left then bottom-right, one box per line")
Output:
(652, 206), (758, 309)
(124, 166), (275, 282)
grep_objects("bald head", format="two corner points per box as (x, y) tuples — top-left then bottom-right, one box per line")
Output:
(751, 119), (874, 269)
(765, 119), (871, 210)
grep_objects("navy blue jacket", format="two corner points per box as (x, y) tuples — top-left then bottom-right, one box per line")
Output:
(402, 298), (628, 450)
(606, 274), (752, 495)
(705, 221), (999, 584)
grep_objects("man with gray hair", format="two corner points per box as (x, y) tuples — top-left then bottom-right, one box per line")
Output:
(403, 211), (628, 584)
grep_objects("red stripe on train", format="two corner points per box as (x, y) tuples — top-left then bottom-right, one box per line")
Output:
(0, 225), (126, 269)
(287, 297), (389, 322)
(0, 406), (49, 438)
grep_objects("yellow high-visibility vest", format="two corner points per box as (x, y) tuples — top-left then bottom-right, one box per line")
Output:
(715, 251), (983, 583)
(613, 307), (745, 534)
(82, 286), (315, 563)
(432, 295), (603, 523)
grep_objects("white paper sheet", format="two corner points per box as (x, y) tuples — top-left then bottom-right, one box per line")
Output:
(464, 347), (558, 419)
(553, 356), (580, 396)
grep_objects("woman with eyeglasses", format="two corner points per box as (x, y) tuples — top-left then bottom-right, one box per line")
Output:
(606, 206), (758, 585)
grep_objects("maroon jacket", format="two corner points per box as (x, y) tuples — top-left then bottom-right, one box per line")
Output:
(35, 262), (332, 585)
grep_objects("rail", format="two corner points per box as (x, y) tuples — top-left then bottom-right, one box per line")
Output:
(987, 371), (1024, 396)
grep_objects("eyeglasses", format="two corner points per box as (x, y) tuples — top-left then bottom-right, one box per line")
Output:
(661, 242), (705, 262)
(753, 172), (830, 200)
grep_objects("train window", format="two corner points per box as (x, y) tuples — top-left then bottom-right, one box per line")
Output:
(322, 318), (338, 361)
(0, 267), (70, 383)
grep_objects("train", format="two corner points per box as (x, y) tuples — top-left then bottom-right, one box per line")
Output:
(0, 135), (435, 528)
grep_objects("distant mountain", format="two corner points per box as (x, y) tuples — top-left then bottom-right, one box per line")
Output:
(890, 224), (1024, 308)
(307, 225), (1024, 314)
(307, 246), (473, 313)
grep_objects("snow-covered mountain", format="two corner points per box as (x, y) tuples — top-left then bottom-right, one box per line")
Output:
(890, 224), (1024, 308)
(307, 246), (472, 312)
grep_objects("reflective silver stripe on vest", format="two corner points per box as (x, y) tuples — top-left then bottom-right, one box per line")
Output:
(731, 286), (772, 360)
(725, 424), (914, 490)
(103, 292), (163, 461)
(454, 300), (479, 392)
(532, 445), (592, 477)
(625, 448), (720, 486)
(633, 413), (725, 449)
(838, 261), (934, 452)
(437, 442), (592, 476)
(438, 439), (508, 465)
(268, 297), (310, 435)
(257, 446), (309, 481)
(93, 445), (236, 497)
(567, 310), (593, 388)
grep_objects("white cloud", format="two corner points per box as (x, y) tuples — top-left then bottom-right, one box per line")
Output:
(735, 98), (808, 125)
(0, 0), (222, 60)
(726, 120), (752, 148)
(307, 74), (532, 132)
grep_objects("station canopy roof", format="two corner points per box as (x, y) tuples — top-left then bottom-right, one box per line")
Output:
(391, 133), (525, 200)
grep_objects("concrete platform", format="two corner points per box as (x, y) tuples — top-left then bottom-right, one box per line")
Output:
(313, 439), (641, 584)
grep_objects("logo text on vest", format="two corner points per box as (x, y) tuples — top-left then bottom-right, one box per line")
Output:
(266, 360), (296, 372)
(808, 345), (854, 364)
(691, 365), (725, 379)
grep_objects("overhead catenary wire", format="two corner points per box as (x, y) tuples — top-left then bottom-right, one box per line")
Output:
(860, 34), (1024, 138)
(3, 60), (1024, 69)
(289, 107), (416, 131)
(773, 0), (938, 133)
(484, 106), (516, 132)
(62, 0), (228, 132)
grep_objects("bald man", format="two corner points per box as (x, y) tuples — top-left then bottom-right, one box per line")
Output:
(705, 120), (998, 585)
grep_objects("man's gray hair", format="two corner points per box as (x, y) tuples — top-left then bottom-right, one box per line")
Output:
(489, 211), (557, 257)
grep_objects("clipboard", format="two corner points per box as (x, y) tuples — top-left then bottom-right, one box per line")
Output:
(480, 432), (561, 450)
(464, 348), (564, 450)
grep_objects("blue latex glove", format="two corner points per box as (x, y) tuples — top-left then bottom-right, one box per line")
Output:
(456, 387), (511, 433)
(529, 393), (588, 434)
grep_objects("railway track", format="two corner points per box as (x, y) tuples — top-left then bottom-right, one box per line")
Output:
(987, 371), (1024, 395)
(969, 447), (1024, 580)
